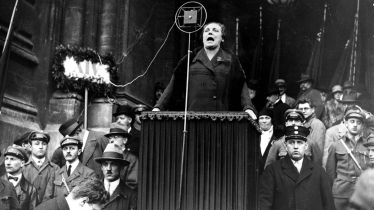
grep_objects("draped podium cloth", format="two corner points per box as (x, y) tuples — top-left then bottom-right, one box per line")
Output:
(138, 112), (261, 210)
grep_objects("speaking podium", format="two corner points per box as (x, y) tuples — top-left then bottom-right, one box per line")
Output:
(138, 111), (261, 210)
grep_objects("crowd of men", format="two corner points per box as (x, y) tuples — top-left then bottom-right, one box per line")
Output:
(0, 103), (146, 210)
(257, 74), (374, 210)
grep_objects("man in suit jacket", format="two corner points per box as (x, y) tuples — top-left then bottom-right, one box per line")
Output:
(275, 79), (295, 107)
(95, 144), (137, 210)
(51, 118), (109, 179)
(43, 136), (96, 202)
(35, 179), (109, 210)
(259, 126), (335, 210)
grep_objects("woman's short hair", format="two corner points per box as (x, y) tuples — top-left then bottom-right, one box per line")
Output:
(71, 179), (109, 205)
(200, 22), (227, 41)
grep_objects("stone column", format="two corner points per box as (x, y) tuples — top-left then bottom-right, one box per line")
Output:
(61, 0), (85, 46)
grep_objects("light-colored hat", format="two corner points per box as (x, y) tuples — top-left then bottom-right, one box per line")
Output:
(344, 108), (365, 121)
(104, 123), (132, 139)
(364, 134), (374, 147)
(94, 144), (130, 166)
(275, 79), (286, 86)
(60, 136), (82, 148)
(332, 85), (343, 94)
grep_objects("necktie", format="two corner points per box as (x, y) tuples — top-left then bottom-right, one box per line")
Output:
(294, 161), (301, 173)
(106, 182), (111, 195)
(8, 176), (18, 181)
(67, 165), (72, 177)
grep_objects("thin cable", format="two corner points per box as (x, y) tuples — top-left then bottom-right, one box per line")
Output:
(110, 21), (176, 88)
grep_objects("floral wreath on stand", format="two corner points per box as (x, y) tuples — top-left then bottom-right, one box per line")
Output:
(52, 45), (119, 96)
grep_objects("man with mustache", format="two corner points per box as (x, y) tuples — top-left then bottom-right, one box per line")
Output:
(23, 131), (60, 205)
(95, 144), (136, 210)
(43, 136), (96, 202)
(326, 107), (373, 210)
(153, 22), (257, 119)
(258, 126), (335, 210)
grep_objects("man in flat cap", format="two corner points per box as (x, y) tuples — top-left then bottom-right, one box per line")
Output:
(326, 107), (374, 210)
(104, 123), (138, 189)
(294, 73), (324, 119)
(265, 109), (322, 168)
(322, 85), (344, 129)
(1, 145), (38, 210)
(275, 79), (295, 107)
(23, 131), (60, 204)
(258, 126), (335, 210)
(35, 179), (109, 210)
(51, 117), (109, 179)
(113, 104), (141, 157)
(0, 150), (21, 210)
(363, 134), (374, 167)
(95, 144), (137, 210)
(43, 136), (96, 202)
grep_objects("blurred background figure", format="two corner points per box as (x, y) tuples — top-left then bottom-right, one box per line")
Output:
(322, 85), (344, 128)
(349, 169), (374, 210)
(154, 81), (165, 104)
(275, 79), (295, 107)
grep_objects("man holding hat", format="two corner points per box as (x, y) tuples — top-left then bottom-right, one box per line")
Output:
(51, 117), (109, 179)
(95, 144), (137, 210)
(23, 131), (60, 204)
(105, 123), (138, 189)
(2, 145), (38, 210)
(275, 79), (295, 107)
(326, 107), (374, 210)
(322, 85), (344, 128)
(265, 86), (291, 138)
(43, 136), (96, 202)
(265, 109), (322, 168)
(113, 104), (141, 157)
(258, 126), (335, 210)
(294, 73), (324, 119)
(258, 108), (277, 174)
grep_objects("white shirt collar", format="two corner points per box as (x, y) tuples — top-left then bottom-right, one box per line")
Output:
(32, 156), (45, 166)
(7, 173), (22, 187)
(128, 126), (132, 133)
(104, 178), (120, 196)
(260, 126), (273, 156)
(66, 158), (80, 174)
(280, 94), (286, 103)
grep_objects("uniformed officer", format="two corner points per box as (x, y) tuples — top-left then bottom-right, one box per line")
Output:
(43, 136), (96, 202)
(326, 107), (373, 210)
(23, 131), (60, 204)
(265, 109), (322, 168)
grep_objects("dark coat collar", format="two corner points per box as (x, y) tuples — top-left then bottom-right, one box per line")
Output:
(25, 157), (54, 170)
(58, 161), (84, 182)
(281, 155), (313, 184)
(1, 174), (28, 192)
(107, 179), (129, 203)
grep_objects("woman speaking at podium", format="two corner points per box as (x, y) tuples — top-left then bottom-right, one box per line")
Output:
(153, 22), (257, 119)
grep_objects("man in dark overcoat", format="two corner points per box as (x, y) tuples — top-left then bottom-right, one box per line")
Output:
(259, 125), (335, 210)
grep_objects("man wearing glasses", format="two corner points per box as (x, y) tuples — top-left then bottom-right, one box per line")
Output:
(259, 126), (335, 210)
(296, 98), (326, 156)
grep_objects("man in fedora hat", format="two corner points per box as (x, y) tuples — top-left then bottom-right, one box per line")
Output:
(326, 107), (374, 210)
(265, 109), (322, 168)
(51, 117), (109, 179)
(133, 104), (148, 132)
(113, 104), (141, 157)
(322, 85), (344, 128)
(95, 144), (137, 210)
(23, 131), (60, 204)
(275, 79), (295, 107)
(294, 73), (324, 120)
(259, 126), (335, 210)
(105, 123), (138, 189)
(43, 136), (96, 202)
(264, 86), (290, 138)
(2, 145), (38, 210)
